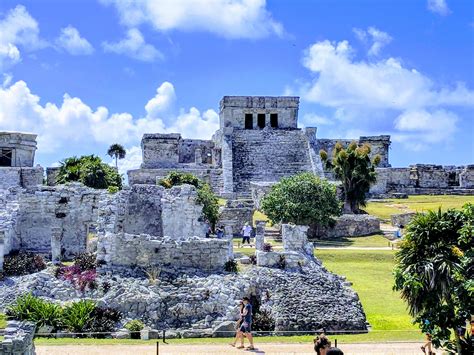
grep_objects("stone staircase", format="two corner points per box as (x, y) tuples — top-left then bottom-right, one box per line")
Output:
(264, 226), (282, 242)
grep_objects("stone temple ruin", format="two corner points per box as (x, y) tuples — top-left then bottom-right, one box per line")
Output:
(0, 96), (472, 338)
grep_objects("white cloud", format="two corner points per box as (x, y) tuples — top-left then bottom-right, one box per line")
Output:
(101, 0), (283, 39)
(145, 81), (176, 118)
(353, 27), (392, 56)
(0, 80), (219, 158)
(116, 145), (143, 175)
(56, 26), (94, 55)
(0, 5), (46, 69)
(427, 0), (450, 16)
(297, 39), (473, 150)
(102, 28), (163, 61)
(303, 113), (333, 126)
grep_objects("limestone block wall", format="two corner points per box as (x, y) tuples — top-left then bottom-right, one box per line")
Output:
(460, 165), (474, 188)
(231, 129), (313, 195)
(282, 224), (314, 257)
(217, 199), (254, 236)
(178, 139), (214, 164)
(98, 184), (207, 239)
(97, 232), (230, 272)
(219, 96), (299, 130)
(0, 320), (36, 355)
(250, 182), (275, 210)
(0, 167), (43, 189)
(312, 214), (381, 240)
(46, 167), (60, 186)
(0, 132), (37, 167)
(127, 168), (223, 195)
(0, 184), (102, 259)
(391, 213), (416, 227)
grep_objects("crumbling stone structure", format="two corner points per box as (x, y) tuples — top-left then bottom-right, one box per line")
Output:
(0, 132), (43, 189)
(0, 320), (36, 355)
(96, 184), (231, 273)
(128, 96), (392, 198)
(0, 183), (102, 261)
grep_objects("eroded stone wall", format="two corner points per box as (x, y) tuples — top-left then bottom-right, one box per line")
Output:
(0, 167), (43, 189)
(217, 199), (254, 236)
(97, 232), (230, 272)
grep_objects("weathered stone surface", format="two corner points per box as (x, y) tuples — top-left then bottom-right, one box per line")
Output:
(0, 167), (43, 189)
(212, 321), (236, 337)
(218, 199), (254, 236)
(391, 213), (416, 227)
(313, 214), (381, 239)
(0, 132), (37, 167)
(0, 320), (36, 355)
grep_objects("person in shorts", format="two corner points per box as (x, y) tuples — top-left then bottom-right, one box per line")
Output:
(241, 223), (253, 245)
(238, 297), (255, 350)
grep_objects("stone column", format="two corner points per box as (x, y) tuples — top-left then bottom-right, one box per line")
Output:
(0, 231), (4, 272)
(51, 227), (62, 264)
(221, 127), (234, 197)
(255, 220), (266, 251)
(194, 148), (202, 164)
(224, 225), (234, 260)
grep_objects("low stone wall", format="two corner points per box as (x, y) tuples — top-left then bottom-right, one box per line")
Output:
(218, 199), (254, 236)
(46, 167), (60, 186)
(0, 167), (43, 189)
(0, 320), (36, 355)
(313, 214), (381, 239)
(97, 232), (231, 272)
(391, 212), (416, 227)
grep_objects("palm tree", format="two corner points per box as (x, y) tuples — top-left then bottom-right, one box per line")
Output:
(393, 206), (473, 354)
(107, 144), (126, 169)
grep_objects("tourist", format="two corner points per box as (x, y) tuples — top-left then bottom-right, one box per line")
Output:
(420, 333), (434, 354)
(205, 226), (212, 238)
(313, 330), (330, 355)
(397, 224), (404, 238)
(241, 222), (253, 245)
(216, 225), (225, 239)
(229, 302), (245, 348)
(238, 296), (255, 350)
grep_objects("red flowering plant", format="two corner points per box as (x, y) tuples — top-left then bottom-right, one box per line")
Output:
(55, 253), (97, 291)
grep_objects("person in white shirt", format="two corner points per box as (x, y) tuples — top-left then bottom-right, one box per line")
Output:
(241, 222), (253, 245)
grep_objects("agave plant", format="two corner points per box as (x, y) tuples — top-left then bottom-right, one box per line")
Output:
(62, 300), (96, 333)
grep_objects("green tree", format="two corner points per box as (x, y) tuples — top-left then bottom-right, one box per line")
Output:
(57, 155), (122, 189)
(393, 204), (473, 354)
(158, 171), (219, 229)
(320, 141), (380, 213)
(261, 172), (341, 227)
(107, 144), (126, 169)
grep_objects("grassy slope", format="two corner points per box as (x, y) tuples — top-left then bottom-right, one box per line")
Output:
(314, 234), (389, 248)
(365, 195), (474, 221)
(315, 249), (421, 341)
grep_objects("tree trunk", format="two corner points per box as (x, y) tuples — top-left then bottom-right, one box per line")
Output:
(115, 156), (118, 169)
(454, 329), (462, 355)
(343, 200), (352, 214)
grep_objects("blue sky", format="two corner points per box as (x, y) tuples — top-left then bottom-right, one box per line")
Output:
(0, 0), (473, 173)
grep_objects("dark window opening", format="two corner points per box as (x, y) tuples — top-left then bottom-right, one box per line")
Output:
(270, 113), (278, 128)
(245, 114), (253, 129)
(0, 149), (12, 167)
(257, 114), (266, 129)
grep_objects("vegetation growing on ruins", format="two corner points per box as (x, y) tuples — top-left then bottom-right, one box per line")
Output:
(158, 171), (219, 229)
(393, 204), (473, 354)
(107, 144), (126, 169)
(2, 251), (46, 277)
(320, 141), (380, 213)
(6, 295), (121, 335)
(260, 172), (341, 226)
(57, 155), (122, 190)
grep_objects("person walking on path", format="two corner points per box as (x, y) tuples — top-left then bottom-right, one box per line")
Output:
(420, 333), (434, 354)
(237, 296), (255, 351)
(229, 302), (245, 348)
(241, 222), (253, 245)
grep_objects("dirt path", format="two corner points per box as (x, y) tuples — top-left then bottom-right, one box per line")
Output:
(36, 342), (442, 355)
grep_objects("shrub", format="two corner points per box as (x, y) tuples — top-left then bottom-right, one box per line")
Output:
(224, 259), (239, 273)
(261, 172), (341, 227)
(158, 171), (219, 229)
(252, 309), (275, 332)
(277, 255), (286, 270)
(145, 266), (161, 285)
(57, 155), (122, 189)
(125, 319), (144, 339)
(3, 251), (46, 276)
(249, 255), (257, 265)
(262, 243), (273, 252)
(85, 307), (121, 337)
(107, 185), (119, 194)
(57, 265), (97, 292)
(6, 294), (62, 329)
(74, 252), (96, 271)
(62, 300), (96, 333)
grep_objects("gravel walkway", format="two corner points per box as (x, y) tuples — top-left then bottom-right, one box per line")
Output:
(36, 342), (442, 355)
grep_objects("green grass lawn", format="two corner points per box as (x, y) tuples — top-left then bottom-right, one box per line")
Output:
(365, 195), (474, 221)
(315, 249), (421, 341)
(314, 234), (389, 248)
